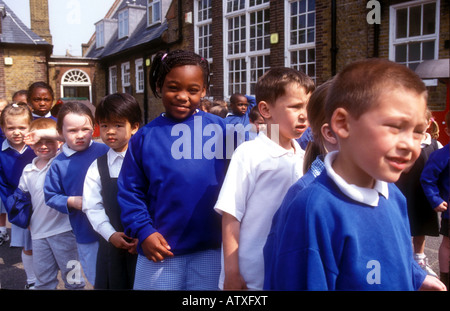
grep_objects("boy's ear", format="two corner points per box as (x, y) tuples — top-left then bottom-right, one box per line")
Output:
(321, 123), (338, 145)
(131, 122), (140, 135)
(330, 107), (350, 139)
(258, 101), (271, 119)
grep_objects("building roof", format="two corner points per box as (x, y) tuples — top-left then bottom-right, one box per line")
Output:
(0, 0), (51, 47)
(85, 0), (168, 59)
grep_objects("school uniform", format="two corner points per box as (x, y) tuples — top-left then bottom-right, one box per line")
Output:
(214, 132), (304, 290)
(32, 112), (57, 121)
(11, 156), (84, 289)
(83, 149), (137, 289)
(420, 144), (449, 236)
(0, 140), (35, 250)
(118, 110), (227, 290)
(44, 140), (109, 285)
(264, 151), (427, 290)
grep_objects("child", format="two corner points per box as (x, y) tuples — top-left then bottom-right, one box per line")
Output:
(247, 105), (265, 140)
(264, 80), (337, 288)
(396, 109), (442, 277)
(8, 118), (85, 289)
(0, 102), (36, 288)
(0, 98), (9, 245)
(420, 110), (450, 288)
(117, 50), (228, 290)
(12, 90), (28, 105)
(82, 93), (141, 289)
(27, 81), (57, 120)
(44, 102), (109, 286)
(214, 67), (315, 290)
(225, 93), (251, 125)
(265, 58), (446, 291)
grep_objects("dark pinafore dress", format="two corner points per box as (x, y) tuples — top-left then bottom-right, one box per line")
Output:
(94, 154), (137, 289)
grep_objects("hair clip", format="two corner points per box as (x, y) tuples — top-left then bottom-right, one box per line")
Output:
(161, 53), (168, 61)
(12, 103), (19, 108)
(430, 117), (435, 122)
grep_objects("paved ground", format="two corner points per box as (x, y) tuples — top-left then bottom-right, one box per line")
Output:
(0, 223), (444, 290)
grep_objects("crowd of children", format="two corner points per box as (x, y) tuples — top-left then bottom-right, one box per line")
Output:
(0, 50), (448, 291)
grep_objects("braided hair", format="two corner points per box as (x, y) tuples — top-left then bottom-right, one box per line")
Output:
(149, 50), (210, 98)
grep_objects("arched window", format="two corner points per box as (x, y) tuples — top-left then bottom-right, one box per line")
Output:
(61, 69), (92, 102)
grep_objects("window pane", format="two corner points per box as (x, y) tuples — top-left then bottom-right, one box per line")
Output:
(409, 6), (421, 37)
(422, 41), (435, 60)
(396, 8), (407, 38)
(423, 3), (436, 35)
(408, 42), (421, 62)
(395, 44), (407, 63)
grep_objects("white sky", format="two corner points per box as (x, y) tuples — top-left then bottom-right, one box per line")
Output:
(3, 0), (116, 56)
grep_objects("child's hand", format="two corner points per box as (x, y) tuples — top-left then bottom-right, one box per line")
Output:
(67, 196), (83, 210)
(141, 232), (174, 262)
(127, 238), (138, 255)
(433, 201), (448, 213)
(223, 272), (248, 290)
(24, 128), (60, 146)
(419, 275), (447, 291)
(109, 232), (136, 250)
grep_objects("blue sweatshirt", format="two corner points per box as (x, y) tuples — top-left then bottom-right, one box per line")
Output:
(0, 143), (35, 204)
(44, 141), (109, 243)
(420, 143), (449, 220)
(264, 171), (426, 291)
(118, 111), (227, 256)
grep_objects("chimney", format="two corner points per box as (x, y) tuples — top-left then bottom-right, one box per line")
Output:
(29, 0), (52, 44)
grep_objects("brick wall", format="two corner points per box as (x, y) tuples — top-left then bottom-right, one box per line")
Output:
(2, 47), (48, 100)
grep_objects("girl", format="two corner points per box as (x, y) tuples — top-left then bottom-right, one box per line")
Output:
(27, 81), (56, 120)
(44, 102), (109, 286)
(117, 50), (228, 290)
(0, 103), (36, 288)
(82, 93), (141, 289)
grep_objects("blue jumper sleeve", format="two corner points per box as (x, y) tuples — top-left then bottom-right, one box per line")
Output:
(420, 149), (448, 209)
(44, 162), (69, 214)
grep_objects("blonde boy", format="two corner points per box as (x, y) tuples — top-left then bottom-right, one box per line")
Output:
(214, 68), (314, 290)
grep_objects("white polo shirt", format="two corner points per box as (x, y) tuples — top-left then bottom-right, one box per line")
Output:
(214, 132), (304, 290)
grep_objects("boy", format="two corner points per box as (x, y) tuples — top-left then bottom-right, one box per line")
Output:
(225, 93), (252, 126)
(82, 93), (141, 289)
(214, 67), (314, 290)
(8, 118), (85, 289)
(264, 58), (446, 291)
(420, 110), (450, 288)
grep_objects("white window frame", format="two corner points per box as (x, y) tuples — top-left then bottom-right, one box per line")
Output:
(223, 0), (271, 97)
(389, 0), (440, 86)
(109, 66), (117, 94)
(121, 62), (131, 93)
(96, 22), (105, 48)
(147, 0), (162, 26)
(135, 58), (144, 93)
(285, 0), (316, 81)
(61, 69), (92, 102)
(194, 0), (213, 63)
(118, 9), (129, 39)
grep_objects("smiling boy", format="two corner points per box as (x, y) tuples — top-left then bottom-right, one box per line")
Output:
(265, 58), (446, 291)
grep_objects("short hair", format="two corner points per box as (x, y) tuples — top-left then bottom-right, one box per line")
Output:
(29, 117), (57, 132)
(0, 102), (32, 128)
(230, 93), (246, 105)
(95, 93), (142, 127)
(255, 67), (315, 105)
(12, 90), (27, 101)
(325, 58), (428, 123)
(149, 50), (210, 98)
(27, 82), (54, 102)
(56, 102), (94, 134)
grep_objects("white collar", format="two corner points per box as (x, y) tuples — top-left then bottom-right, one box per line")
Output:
(324, 151), (389, 207)
(1, 139), (28, 154)
(62, 140), (93, 157)
(421, 133), (432, 147)
(24, 155), (56, 172)
(257, 132), (303, 158)
(107, 148), (126, 167)
(32, 112), (52, 119)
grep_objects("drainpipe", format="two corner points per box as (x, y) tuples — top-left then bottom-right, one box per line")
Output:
(331, 0), (337, 76)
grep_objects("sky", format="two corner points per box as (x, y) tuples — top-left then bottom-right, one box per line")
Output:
(3, 0), (116, 56)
